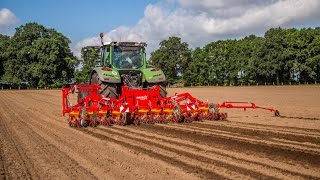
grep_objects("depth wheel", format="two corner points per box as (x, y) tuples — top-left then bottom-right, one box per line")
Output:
(90, 73), (117, 98)
(120, 112), (131, 126)
(81, 119), (89, 127)
(173, 104), (182, 123)
(208, 103), (217, 113)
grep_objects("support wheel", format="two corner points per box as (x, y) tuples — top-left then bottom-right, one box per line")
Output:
(132, 115), (140, 125)
(208, 103), (217, 113)
(81, 119), (89, 127)
(120, 112), (130, 126)
(173, 104), (182, 123)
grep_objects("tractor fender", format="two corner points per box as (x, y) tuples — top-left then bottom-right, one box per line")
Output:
(90, 68), (121, 83)
(142, 68), (166, 83)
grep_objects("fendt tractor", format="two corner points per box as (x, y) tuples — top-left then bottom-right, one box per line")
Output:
(89, 33), (167, 98)
(62, 33), (279, 127)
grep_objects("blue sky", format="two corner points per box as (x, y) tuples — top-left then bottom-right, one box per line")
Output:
(1, 0), (157, 42)
(1, 0), (320, 57)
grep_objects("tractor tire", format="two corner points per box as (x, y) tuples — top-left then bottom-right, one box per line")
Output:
(100, 83), (117, 98)
(90, 73), (118, 98)
(147, 82), (167, 98)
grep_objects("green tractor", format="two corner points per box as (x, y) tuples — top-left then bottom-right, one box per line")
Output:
(88, 33), (167, 98)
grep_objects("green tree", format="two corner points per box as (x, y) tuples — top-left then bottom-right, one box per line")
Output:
(2, 22), (77, 87)
(184, 47), (208, 86)
(149, 37), (192, 84)
(0, 34), (10, 79)
(240, 35), (264, 84)
(256, 27), (289, 84)
(74, 46), (100, 83)
(306, 27), (320, 82)
(149, 27), (320, 86)
(201, 40), (238, 85)
(297, 28), (320, 82)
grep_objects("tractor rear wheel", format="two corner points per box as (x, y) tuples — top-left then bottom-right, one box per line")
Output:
(90, 73), (118, 98)
(147, 82), (167, 98)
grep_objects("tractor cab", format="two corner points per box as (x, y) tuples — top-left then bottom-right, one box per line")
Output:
(100, 41), (147, 70)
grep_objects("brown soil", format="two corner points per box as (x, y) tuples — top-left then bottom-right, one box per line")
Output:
(0, 86), (319, 179)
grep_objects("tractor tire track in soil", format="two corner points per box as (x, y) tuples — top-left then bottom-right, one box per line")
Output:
(140, 123), (320, 168)
(83, 126), (296, 179)
(89, 126), (284, 179)
(112, 125), (319, 178)
(0, 86), (320, 179)
(135, 124), (320, 177)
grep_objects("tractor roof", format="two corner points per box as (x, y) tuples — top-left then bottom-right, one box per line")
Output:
(103, 41), (147, 47)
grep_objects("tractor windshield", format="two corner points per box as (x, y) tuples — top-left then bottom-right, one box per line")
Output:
(112, 46), (143, 69)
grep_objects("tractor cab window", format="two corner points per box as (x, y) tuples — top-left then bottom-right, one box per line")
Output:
(112, 46), (143, 69)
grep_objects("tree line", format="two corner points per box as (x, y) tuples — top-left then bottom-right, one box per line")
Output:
(150, 27), (320, 86)
(1, 22), (319, 88)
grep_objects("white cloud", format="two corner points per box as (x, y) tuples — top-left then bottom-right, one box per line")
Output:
(74, 0), (320, 58)
(201, 0), (320, 34)
(0, 8), (18, 34)
(72, 36), (100, 58)
(177, 0), (272, 18)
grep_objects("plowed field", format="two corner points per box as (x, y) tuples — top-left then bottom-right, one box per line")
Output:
(1, 86), (320, 179)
